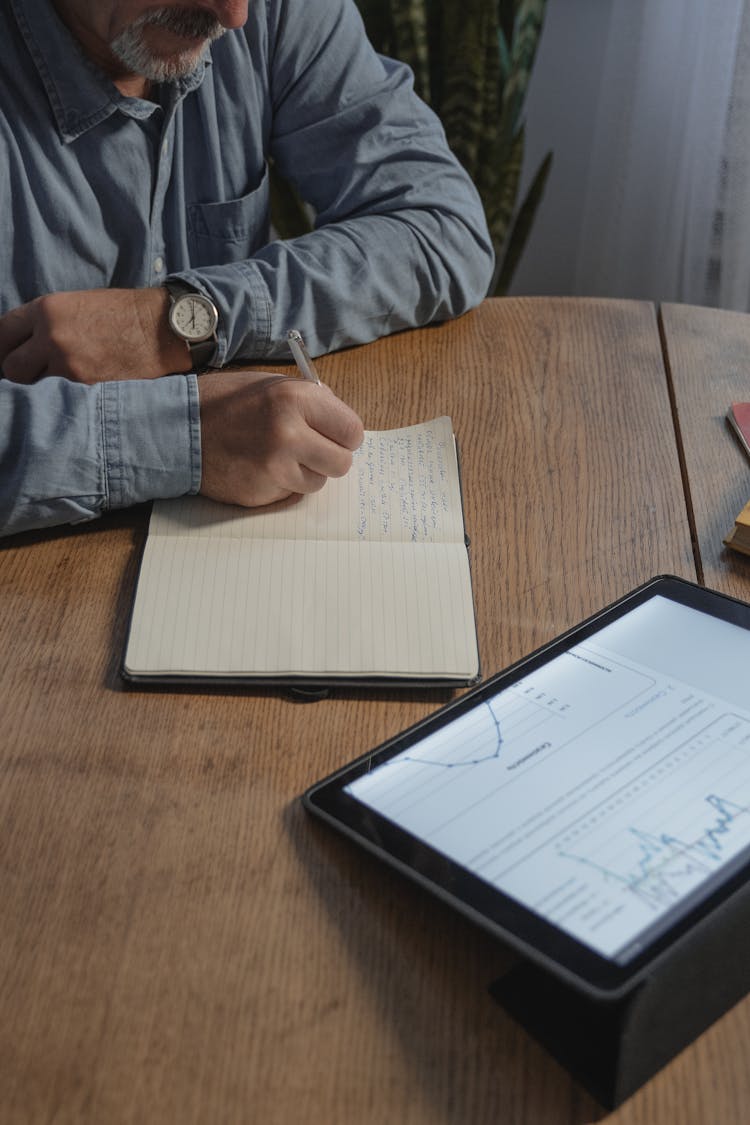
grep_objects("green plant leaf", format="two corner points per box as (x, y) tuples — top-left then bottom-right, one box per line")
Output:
(268, 159), (312, 240)
(494, 2), (545, 163)
(438, 0), (501, 180)
(486, 127), (525, 251)
(390, 0), (431, 101)
(497, 26), (512, 87)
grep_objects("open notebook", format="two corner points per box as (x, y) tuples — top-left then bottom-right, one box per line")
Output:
(123, 417), (479, 687)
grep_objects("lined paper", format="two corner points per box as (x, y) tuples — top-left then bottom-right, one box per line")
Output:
(149, 417), (466, 545)
(124, 418), (479, 681)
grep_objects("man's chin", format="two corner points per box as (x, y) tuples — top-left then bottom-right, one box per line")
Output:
(146, 39), (208, 79)
(111, 13), (225, 83)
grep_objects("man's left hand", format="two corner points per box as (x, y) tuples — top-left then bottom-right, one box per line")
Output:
(0, 288), (192, 384)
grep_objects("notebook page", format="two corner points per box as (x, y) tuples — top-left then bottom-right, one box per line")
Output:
(148, 417), (466, 545)
(124, 539), (478, 679)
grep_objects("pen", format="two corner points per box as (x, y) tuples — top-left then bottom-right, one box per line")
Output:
(287, 329), (321, 385)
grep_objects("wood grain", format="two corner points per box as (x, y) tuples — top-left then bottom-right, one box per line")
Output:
(0, 299), (704, 1124)
(660, 302), (750, 601)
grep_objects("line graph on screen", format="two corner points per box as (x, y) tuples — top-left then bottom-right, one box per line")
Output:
(552, 717), (750, 912)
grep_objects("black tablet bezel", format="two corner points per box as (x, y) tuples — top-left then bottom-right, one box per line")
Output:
(303, 575), (750, 998)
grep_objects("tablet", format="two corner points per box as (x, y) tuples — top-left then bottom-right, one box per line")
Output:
(304, 576), (750, 998)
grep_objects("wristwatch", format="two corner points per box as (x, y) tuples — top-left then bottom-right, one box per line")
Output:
(165, 280), (219, 371)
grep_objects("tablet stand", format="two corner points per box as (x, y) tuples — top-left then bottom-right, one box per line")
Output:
(489, 879), (750, 1109)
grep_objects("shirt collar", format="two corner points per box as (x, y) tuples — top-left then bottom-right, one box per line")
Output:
(11, 0), (210, 143)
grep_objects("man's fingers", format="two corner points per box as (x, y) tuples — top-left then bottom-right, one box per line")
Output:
(295, 431), (356, 480)
(0, 305), (34, 372)
(289, 464), (329, 494)
(197, 368), (363, 508)
(285, 381), (362, 479)
(1, 337), (47, 383)
(300, 382), (364, 451)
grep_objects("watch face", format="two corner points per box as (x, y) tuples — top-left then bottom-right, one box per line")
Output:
(170, 293), (218, 342)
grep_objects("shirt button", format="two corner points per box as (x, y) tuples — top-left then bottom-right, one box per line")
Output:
(153, 256), (164, 274)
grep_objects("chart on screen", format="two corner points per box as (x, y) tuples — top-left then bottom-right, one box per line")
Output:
(348, 597), (750, 959)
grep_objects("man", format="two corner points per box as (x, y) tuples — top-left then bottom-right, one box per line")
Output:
(0, 0), (493, 536)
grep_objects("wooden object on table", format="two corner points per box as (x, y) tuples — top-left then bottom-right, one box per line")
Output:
(724, 498), (750, 557)
(0, 299), (699, 1125)
(660, 302), (750, 599)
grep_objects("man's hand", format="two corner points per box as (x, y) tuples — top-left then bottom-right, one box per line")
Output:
(198, 370), (365, 507)
(0, 288), (190, 383)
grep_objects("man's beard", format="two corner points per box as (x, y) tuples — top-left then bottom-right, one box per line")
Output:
(110, 7), (226, 83)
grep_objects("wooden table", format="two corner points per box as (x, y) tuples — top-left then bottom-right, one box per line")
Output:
(2, 297), (748, 1124)
(660, 303), (750, 601)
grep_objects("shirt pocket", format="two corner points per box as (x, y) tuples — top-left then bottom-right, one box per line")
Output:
(186, 163), (270, 266)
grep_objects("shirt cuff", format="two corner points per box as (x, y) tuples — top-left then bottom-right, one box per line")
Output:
(167, 264), (273, 363)
(101, 373), (201, 511)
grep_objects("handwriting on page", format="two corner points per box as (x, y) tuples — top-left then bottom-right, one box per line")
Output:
(353, 424), (457, 542)
(149, 417), (466, 546)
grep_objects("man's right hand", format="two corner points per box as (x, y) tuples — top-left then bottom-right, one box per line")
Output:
(197, 370), (364, 507)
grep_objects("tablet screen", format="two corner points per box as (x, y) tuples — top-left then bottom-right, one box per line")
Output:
(305, 578), (750, 992)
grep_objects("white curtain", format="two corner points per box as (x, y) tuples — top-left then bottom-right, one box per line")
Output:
(711, 3), (750, 309)
(512, 0), (749, 309)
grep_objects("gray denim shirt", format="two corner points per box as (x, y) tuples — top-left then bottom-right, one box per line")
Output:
(0, 0), (493, 536)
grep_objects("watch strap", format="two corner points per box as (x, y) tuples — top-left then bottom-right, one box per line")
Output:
(186, 338), (216, 370)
